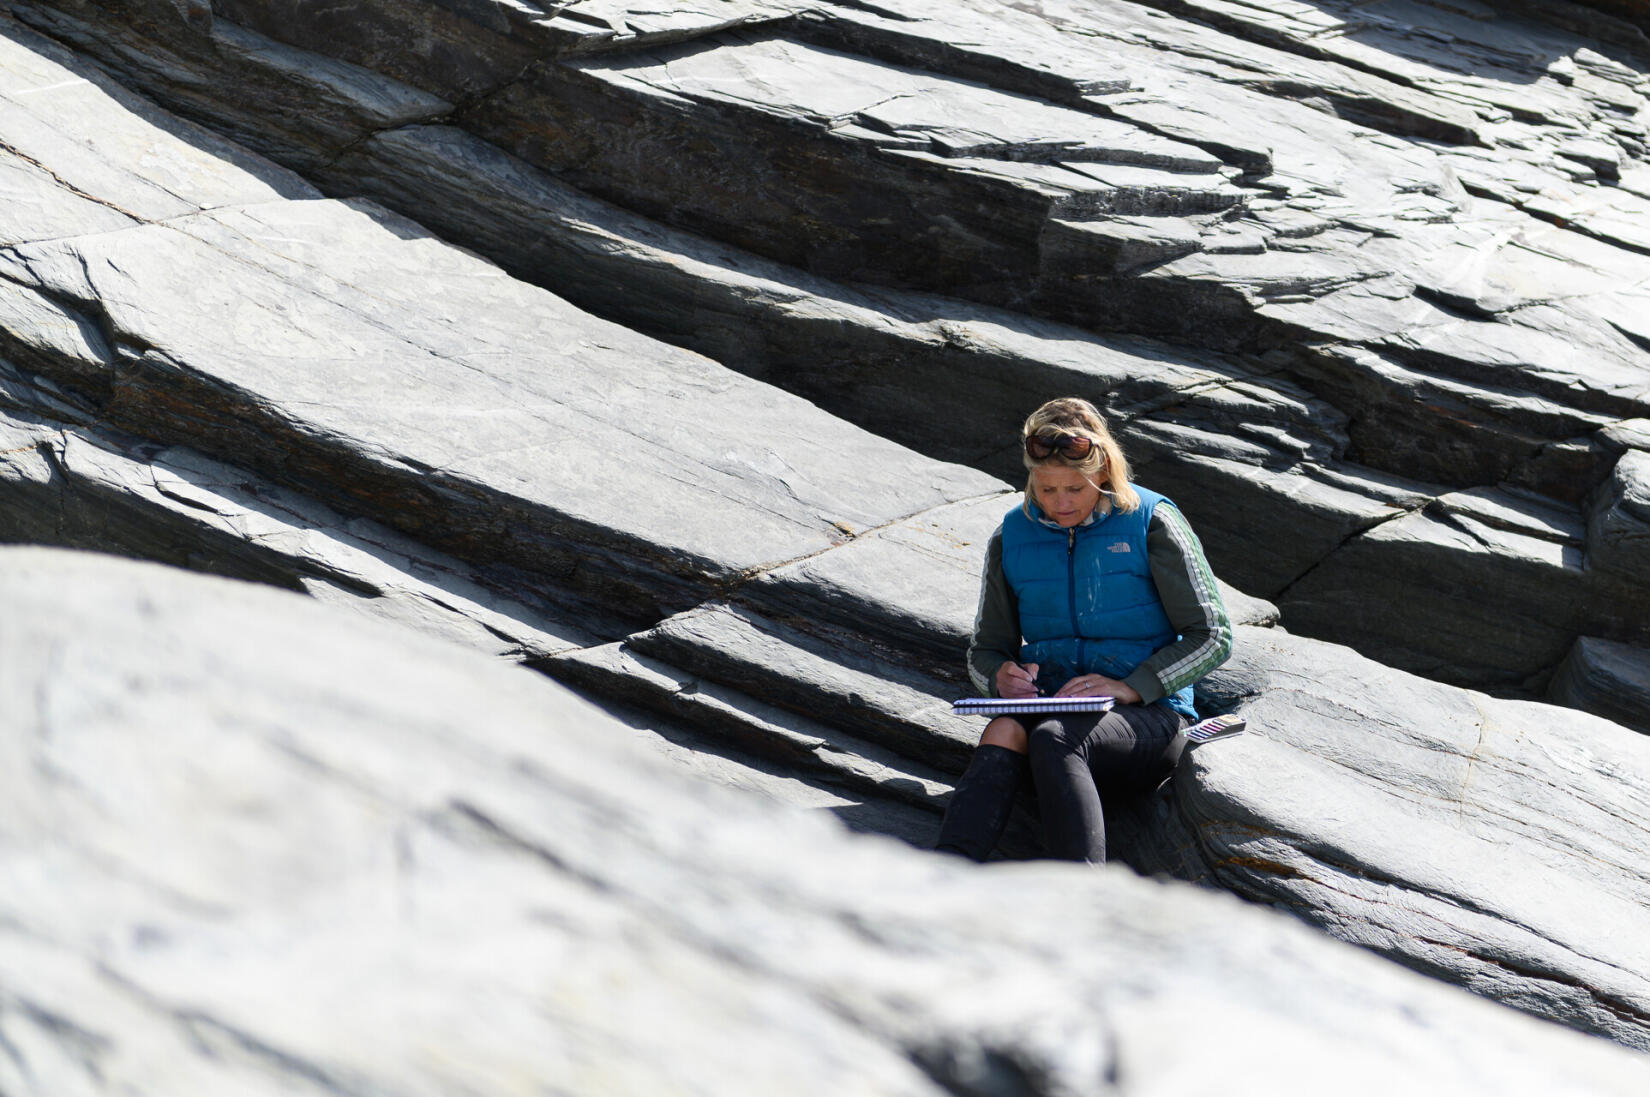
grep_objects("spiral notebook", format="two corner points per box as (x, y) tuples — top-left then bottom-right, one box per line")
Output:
(952, 696), (1115, 717)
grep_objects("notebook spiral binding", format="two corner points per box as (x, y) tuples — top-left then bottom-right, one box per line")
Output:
(951, 696), (1116, 716)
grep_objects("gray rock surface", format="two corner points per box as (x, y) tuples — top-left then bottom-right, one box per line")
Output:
(1589, 442), (1650, 577)
(8, 545), (1650, 1095)
(6, 0), (1650, 1065)
(0, 188), (997, 619)
(1118, 624), (1650, 1049)
(9, 0), (1649, 710)
(0, 402), (599, 659)
(1550, 634), (1650, 733)
(0, 16), (1000, 629)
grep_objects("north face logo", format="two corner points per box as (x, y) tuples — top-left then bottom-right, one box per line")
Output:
(1108, 541), (1131, 553)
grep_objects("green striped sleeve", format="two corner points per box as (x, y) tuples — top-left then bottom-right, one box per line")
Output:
(966, 527), (1021, 697)
(1124, 502), (1233, 702)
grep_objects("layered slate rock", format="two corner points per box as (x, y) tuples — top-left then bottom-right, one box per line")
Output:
(0, 15), (1000, 626)
(1117, 624), (1650, 1049)
(1550, 635), (1650, 734)
(9, 546), (1650, 1095)
(0, 193), (997, 621)
(0, 14), (1007, 837)
(12, 0), (1650, 714)
(7, 0), (1650, 1057)
(0, 403), (599, 660)
(1492, 0), (1650, 37)
(0, 409), (955, 843)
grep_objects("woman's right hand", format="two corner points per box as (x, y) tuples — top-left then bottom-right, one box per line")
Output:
(995, 661), (1040, 698)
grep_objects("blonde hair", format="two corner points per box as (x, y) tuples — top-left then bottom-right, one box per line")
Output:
(1021, 396), (1140, 515)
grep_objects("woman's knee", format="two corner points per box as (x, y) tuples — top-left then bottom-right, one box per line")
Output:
(1027, 717), (1084, 764)
(978, 716), (1027, 753)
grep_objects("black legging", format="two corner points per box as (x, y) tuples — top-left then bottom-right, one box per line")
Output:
(1028, 703), (1188, 863)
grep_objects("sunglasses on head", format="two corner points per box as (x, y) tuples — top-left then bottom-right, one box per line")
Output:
(1024, 433), (1095, 461)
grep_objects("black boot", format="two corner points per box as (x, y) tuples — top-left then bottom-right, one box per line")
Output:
(1152, 729), (1189, 795)
(934, 745), (1029, 862)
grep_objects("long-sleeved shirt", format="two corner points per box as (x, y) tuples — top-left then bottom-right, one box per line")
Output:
(966, 499), (1232, 701)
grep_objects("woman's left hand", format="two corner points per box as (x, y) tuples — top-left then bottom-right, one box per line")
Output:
(1055, 674), (1140, 704)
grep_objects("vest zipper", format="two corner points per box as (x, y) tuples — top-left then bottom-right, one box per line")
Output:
(1067, 527), (1085, 672)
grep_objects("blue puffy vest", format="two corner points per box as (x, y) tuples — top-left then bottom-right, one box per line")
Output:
(1000, 486), (1196, 719)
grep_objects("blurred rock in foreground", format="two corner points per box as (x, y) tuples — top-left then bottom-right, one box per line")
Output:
(5, 545), (1650, 1096)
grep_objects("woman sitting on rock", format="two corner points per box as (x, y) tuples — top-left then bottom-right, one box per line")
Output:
(935, 396), (1233, 863)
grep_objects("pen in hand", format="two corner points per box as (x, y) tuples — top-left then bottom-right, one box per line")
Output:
(994, 660), (1041, 699)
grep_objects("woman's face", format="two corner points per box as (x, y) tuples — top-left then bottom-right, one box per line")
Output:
(1030, 464), (1103, 527)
